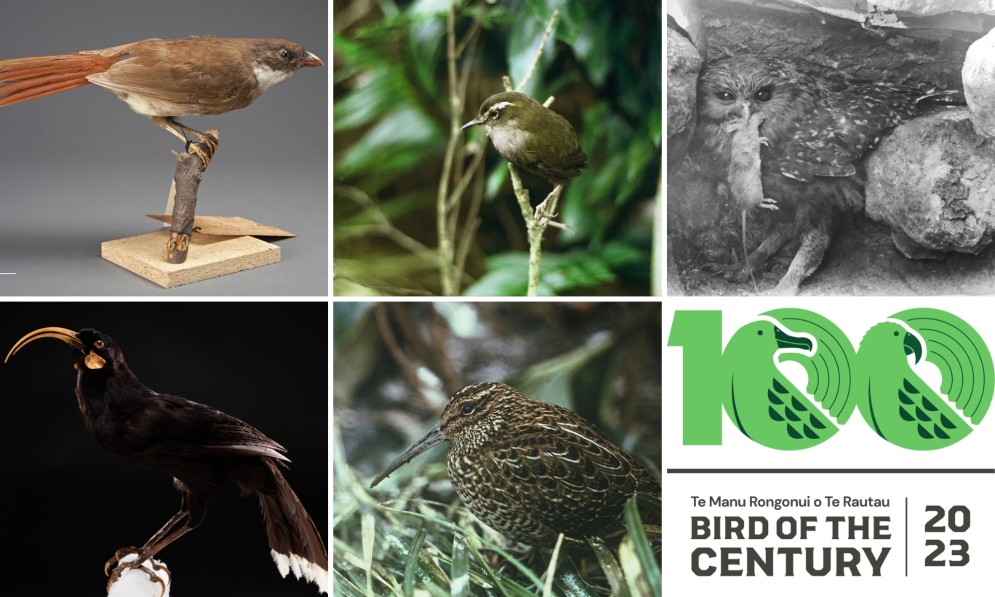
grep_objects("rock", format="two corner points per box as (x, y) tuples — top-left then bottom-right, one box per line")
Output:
(963, 27), (995, 138)
(865, 109), (995, 258)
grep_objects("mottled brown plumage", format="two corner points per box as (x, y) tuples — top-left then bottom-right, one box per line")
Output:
(370, 382), (659, 547)
(689, 54), (956, 294)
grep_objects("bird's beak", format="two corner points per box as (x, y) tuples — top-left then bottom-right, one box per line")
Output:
(370, 422), (446, 488)
(6, 326), (84, 363)
(904, 332), (923, 363)
(460, 117), (484, 132)
(5, 326), (106, 370)
(303, 52), (323, 67)
(774, 326), (813, 352)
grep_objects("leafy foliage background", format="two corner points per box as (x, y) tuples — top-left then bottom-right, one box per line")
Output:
(334, 0), (661, 295)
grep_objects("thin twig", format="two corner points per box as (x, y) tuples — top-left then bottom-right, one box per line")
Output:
(339, 186), (440, 261)
(504, 10), (562, 295)
(516, 10), (560, 92)
(436, 4), (461, 295)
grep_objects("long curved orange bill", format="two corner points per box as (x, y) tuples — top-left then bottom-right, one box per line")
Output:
(5, 327), (83, 363)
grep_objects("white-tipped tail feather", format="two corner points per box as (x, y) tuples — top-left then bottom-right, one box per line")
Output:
(272, 550), (328, 594)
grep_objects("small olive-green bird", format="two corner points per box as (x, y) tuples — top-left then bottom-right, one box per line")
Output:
(462, 91), (587, 222)
(856, 322), (971, 449)
(723, 319), (837, 450)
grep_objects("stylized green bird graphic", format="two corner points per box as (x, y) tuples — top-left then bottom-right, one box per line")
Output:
(724, 319), (837, 449)
(856, 321), (972, 449)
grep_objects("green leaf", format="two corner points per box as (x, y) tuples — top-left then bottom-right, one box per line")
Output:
(333, 70), (410, 131)
(337, 106), (442, 189)
(507, 13), (552, 93)
(623, 493), (661, 596)
(586, 537), (628, 597)
(450, 533), (470, 597)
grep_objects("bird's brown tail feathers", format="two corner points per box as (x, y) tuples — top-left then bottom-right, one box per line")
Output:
(0, 53), (116, 107)
(259, 461), (328, 593)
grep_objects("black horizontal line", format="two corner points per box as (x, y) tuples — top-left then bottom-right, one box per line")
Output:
(667, 468), (995, 474)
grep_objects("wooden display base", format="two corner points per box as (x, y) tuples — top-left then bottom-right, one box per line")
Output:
(102, 229), (280, 288)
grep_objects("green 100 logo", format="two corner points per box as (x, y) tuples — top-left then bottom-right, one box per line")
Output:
(669, 308), (994, 450)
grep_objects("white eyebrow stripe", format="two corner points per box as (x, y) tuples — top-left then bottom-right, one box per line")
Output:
(491, 101), (513, 111)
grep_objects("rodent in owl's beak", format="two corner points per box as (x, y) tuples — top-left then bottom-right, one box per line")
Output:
(738, 102), (751, 121)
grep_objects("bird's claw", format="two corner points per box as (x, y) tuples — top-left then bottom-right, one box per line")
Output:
(760, 198), (778, 210)
(533, 202), (558, 230)
(105, 549), (170, 597)
(185, 131), (219, 171)
(104, 546), (140, 576)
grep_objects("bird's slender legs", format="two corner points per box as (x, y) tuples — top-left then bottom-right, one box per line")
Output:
(150, 116), (219, 169)
(105, 509), (192, 595)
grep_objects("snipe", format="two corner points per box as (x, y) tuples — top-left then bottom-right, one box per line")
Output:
(370, 382), (659, 547)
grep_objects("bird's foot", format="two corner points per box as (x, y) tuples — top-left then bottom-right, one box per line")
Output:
(185, 130), (219, 171)
(534, 200), (559, 230)
(105, 550), (170, 597)
(105, 546), (141, 576)
(759, 198), (778, 210)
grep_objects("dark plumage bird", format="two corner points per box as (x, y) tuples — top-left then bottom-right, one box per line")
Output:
(370, 382), (659, 547)
(462, 92), (587, 224)
(5, 327), (327, 593)
(689, 54), (959, 294)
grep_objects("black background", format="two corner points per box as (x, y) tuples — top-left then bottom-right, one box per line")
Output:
(0, 302), (327, 595)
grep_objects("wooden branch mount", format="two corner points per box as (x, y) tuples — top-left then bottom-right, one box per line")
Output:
(165, 130), (218, 264)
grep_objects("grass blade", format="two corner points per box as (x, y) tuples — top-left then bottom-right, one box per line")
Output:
(403, 523), (428, 597)
(586, 537), (629, 597)
(542, 533), (565, 597)
(450, 533), (470, 597)
(624, 493), (661, 595)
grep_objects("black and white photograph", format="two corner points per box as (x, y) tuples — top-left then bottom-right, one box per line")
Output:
(668, 0), (995, 295)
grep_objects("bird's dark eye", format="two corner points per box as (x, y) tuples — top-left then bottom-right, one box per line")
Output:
(461, 403), (474, 415)
(715, 90), (735, 102)
(754, 87), (773, 102)
(488, 108), (499, 119)
(757, 330), (764, 336)
(280, 49), (291, 60)
(894, 331), (900, 337)
(94, 340), (105, 349)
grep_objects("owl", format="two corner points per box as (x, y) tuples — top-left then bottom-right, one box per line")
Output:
(688, 54), (947, 294)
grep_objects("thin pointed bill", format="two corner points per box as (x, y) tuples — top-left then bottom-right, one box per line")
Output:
(460, 117), (484, 131)
(370, 423), (446, 488)
(5, 326), (83, 363)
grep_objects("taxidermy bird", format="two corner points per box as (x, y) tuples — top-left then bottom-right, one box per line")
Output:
(462, 92), (587, 227)
(5, 327), (327, 594)
(689, 54), (959, 294)
(0, 37), (322, 165)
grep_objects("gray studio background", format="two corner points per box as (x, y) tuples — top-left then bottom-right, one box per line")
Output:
(0, 0), (327, 295)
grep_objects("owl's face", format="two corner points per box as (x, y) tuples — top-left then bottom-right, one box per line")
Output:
(697, 55), (821, 142)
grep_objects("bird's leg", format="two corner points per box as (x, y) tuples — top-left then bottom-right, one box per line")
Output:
(105, 508), (191, 596)
(534, 184), (567, 230)
(150, 116), (219, 170)
(104, 509), (187, 575)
